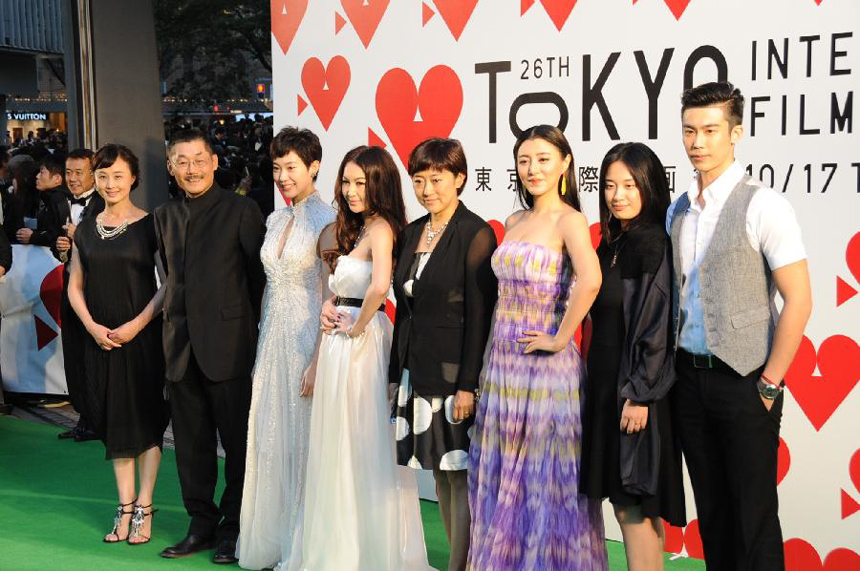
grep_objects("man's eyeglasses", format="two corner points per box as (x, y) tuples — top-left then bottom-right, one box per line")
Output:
(170, 158), (210, 172)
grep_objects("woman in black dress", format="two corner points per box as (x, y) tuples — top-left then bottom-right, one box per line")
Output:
(388, 138), (497, 571)
(580, 142), (686, 570)
(68, 144), (168, 545)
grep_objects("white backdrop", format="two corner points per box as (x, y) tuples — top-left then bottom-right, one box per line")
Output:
(0, 245), (67, 395)
(271, 0), (859, 565)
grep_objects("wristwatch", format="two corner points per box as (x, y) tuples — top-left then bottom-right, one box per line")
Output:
(757, 377), (784, 400)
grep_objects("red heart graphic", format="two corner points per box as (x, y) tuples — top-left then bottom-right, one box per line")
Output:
(663, 524), (684, 554)
(270, 0), (308, 55)
(433, 0), (479, 40)
(341, 0), (390, 48)
(847, 232), (860, 284)
(683, 519), (704, 559)
(784, 538), (860, 570)
(488, 220), (505, 246)
(631, 0), (692, 19)
(663, 0), (692, 19)
(784, 335), (860, 431)
(777, 437), (790, 485)
(851, 448), (860, 493)
(301, 56), (351, 131)
(36, 264), (64, 349)
(375, 65), (463, 168)
(537, 0), (578, 31)
(384, 299), (396, 324)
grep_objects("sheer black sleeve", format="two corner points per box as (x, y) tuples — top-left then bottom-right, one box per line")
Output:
(456, 225), (498, 392)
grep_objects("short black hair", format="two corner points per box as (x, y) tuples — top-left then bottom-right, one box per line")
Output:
(270, 127), (322, 180)
(66, 148), (94, 162)
(681, 81), (744, 128)
(93, 144), (140, 190)
(168, 128), (215, 155)
(40, 153), (66, 178)
(407, 138), (468, 195)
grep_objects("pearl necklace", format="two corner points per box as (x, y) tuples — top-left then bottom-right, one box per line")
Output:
(96, 214), (129, 240)
(425, 219), (449, 246)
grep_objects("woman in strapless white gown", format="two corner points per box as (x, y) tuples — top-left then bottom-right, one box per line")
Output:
(287, 146), (434, 571)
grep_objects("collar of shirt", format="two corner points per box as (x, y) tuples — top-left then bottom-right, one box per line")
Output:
(79, 188), (96, 200)
(685, 161), (744, 213)
(184, 184), (220, 216)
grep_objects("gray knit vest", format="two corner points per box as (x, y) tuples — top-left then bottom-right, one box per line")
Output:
(670, 175), (777, 376)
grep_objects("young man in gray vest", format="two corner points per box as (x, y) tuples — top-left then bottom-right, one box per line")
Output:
(666, 81), (811, 570)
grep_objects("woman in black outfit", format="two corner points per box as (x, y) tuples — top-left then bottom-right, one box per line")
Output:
(68, 144), (168, 545)
(389, 138), (497, 571)
(580, 142), (686, 570)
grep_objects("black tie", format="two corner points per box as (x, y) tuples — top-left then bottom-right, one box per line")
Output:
(69, 195), (90, 207)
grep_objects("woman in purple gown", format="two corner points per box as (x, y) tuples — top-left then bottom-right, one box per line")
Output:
(468, 125), (607, 570)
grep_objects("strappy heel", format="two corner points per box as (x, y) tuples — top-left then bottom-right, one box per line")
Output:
(103, 499), (136, 543)
(128, 503), (158, 545)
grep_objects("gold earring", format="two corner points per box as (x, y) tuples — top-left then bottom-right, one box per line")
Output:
(560, 176), (567, 196)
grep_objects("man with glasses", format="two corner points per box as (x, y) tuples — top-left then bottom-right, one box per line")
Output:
(154, 129), (265, 564)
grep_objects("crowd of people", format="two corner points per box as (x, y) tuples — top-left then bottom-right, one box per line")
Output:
(0, 81), (811, 571)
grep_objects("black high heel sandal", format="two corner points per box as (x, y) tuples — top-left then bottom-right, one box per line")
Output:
(103, 499), (136, 543)
(128, 503), (159, 545)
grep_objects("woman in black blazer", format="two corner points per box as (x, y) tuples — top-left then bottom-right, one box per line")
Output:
(389, 138), (497, 571)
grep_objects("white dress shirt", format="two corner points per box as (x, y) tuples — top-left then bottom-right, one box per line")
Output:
(665, 161), (806, 355)
(70, 188), (97, 224)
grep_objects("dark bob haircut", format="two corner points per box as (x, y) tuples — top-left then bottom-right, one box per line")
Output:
(407, 138), (468, 195)
(168, 128), (215, 156)
(93, 144), (140, 190)
(270, 127), (323, 180)
(598, 142), (671, 241)
(681, 81), (745, 128)
(512, 124), (580, 212)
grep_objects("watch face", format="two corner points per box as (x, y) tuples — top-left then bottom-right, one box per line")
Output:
(759, 380), (780, 399)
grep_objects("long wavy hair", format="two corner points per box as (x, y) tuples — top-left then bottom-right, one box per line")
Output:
(323, 145), (407, 271)
(598, 142), (671, 242)
(513, 124), (581, 212)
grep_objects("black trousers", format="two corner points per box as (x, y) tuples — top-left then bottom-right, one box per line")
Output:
(60, 293), (90, 427)
(672, 353), (784, 571)
(168, 352), (251, 541)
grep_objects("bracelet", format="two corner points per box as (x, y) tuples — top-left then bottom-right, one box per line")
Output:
(347, 327), (366, 339)
(760, 373), (782, 387)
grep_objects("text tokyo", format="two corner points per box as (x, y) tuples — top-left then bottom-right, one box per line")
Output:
(475, 32), (854, 143)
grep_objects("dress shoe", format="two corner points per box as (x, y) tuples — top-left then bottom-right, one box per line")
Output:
(213, 539), (238, 564)
(74, 427), (99, 442)
(58, 428), (77, 439)
(159, 534), (216, 558)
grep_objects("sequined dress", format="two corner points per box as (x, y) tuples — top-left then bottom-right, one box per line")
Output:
(237, 193), (334, 569)
(468, 241), (607, 570)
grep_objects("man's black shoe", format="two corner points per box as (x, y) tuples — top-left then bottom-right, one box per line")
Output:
(74, 428), (99, 442)
(58, 428), (77, 439)
(0, 403), (12, 415)
(213, 539), (238, 564)
(159, 534), (216, 558)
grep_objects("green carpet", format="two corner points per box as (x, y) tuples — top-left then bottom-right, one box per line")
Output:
(0, 415), (703, 570)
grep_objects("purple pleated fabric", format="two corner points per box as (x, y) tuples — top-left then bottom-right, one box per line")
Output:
(468, 241), (608, 571)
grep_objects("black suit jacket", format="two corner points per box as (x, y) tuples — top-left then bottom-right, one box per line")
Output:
(388, 201), (498, 395)
(154, 185), (266, 382)
(30, 186), (70, 247)
(52, 191), (104, 264)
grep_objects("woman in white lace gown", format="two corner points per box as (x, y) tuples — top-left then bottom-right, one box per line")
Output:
(288, 146), (434, 571)
(237, 128), (335, 570)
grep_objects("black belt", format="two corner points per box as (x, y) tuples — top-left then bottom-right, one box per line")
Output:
(335, 296), (386, 312)
(677, 349), (735, 374)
